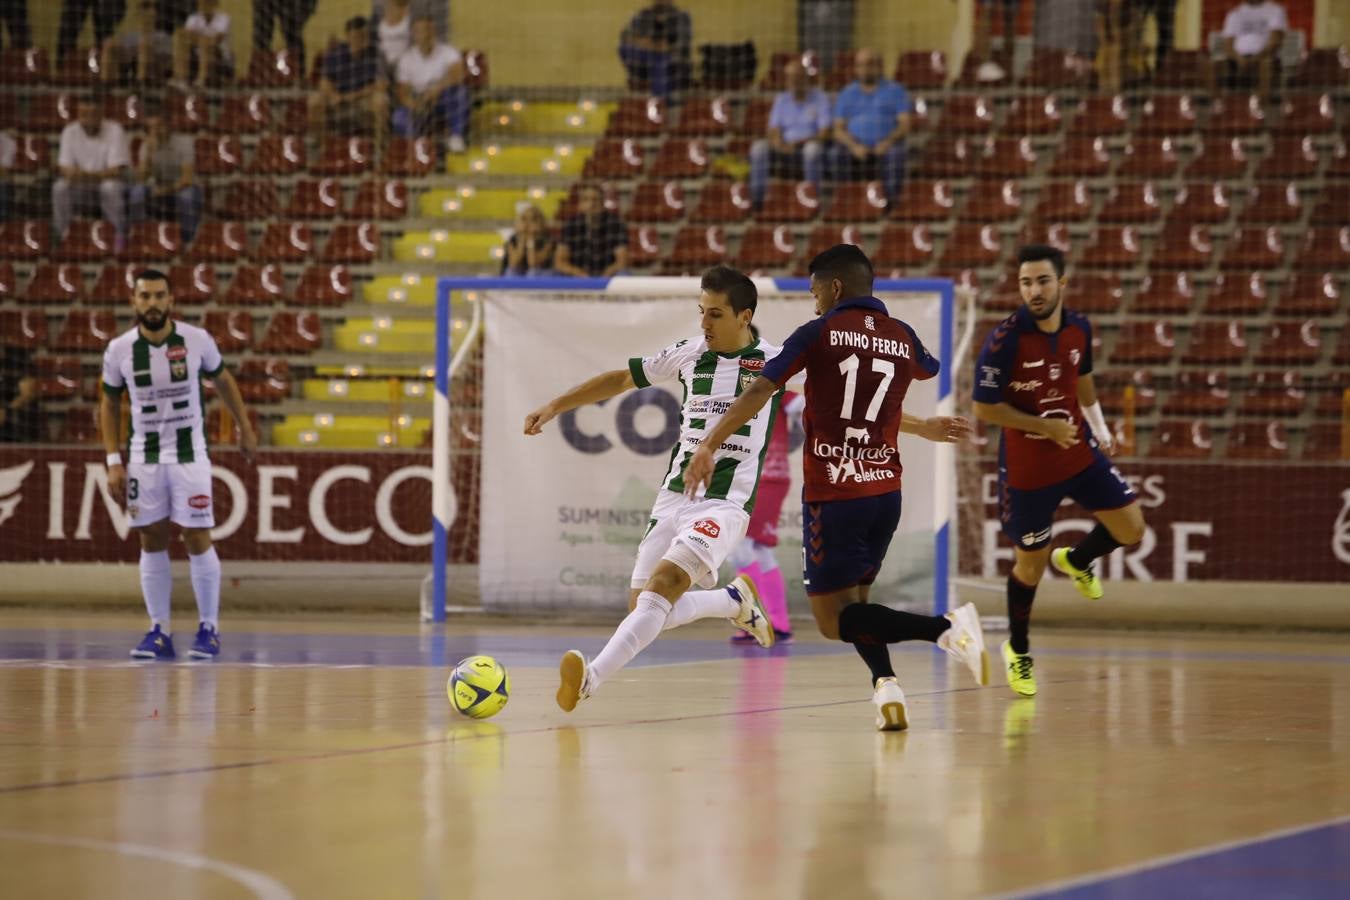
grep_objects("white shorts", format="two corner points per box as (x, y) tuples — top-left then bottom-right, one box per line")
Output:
(126, 460), (216, 530)
(630, 492), (750, 590)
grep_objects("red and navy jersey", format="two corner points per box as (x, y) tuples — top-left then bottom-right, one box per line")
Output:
(973, 305), (1096, 491)
(761, 296), (939, 502)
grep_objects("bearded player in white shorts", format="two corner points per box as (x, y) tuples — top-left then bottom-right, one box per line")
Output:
(100, 269), (257, 660)
(524, 266), (782, 712)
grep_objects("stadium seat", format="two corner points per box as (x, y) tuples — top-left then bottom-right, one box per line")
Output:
(10, 135), (50, 174)
(556, 183), (621, 219)
(1240, 370), (1306, 417)
(628, 181), (686, 222)
(105, 92), (147, 129)
(1138, 94), (1198, 135)
(1254, 320), (1321, 365)
(1112, 320), (1176, 364)
(320, 223), (380, 264)
(1205, 94), (1266, 135)
(1060, 273), (1122, 313)
(911, 135), (976, 178)
(284, 179), (343, 219)
(1275, 94), (1336, 136)
(234, 358), (291, 403)
(1005, 93), (1064, 135)
(53, 221), (115, 262)
(1226, 421), (1290, 460)
(53, 46), (101, 86)
(1020, 49), (1085, 90)
(671, 96), (731, 137)
(961, 179), (1021, 223)
(1133, 271), (1195, 315)
(1163, 369), (1230, 416)
(1287, 47), (1350, 90)
(1303, 423), (1348, 461)
(240, 49), (299, 88)
(1097, 182), (1162, 224)
(202, 310), (254, 353)
(1222, 227), (1286, 270)
(169, 263), (216, 304)
(347, 180), (408, 220)
(894, 51), (946, 90)
(822, 50), (857, 91)
(57, 406), (100, 444)
(194, 135), (243, 176)
(1295, 227), (1350, 269)
(1181, 320), (1247, 365)
(939, 224), (1002, 269)
(224, 264), (286, 305)
(935, 95), (995, 134)
(255, 223), (313, 263)
(1047, 137), (1112, 178)
(1185, 138), (1250, 180)
(0, 46), (49, 85)
(1118, 137), (1179, 178)
(891, 178), (955, 222)
(52, 309), (117, 351)
(1237, 182), (1302, 224)
(1149, 419), (1213, 459)
(627, 226), (662, 268)
(1203, 272), (1268, 315)
(952, 53), (1008, 88)
(978, 136), (1038, 179)
(1, 222), (51, 262)
(1153, 49), (1205, 89)
(1254, 136), (1320, 181)
(380, 137), (437, 176)
(689, 181), (752, 224)
(293, 265), (353, 307)
(206, 406), (263, 443)
(121, 222), (179, 262)
(1334, 328), (1350, 368)
(824, 181), (888, 222)
(1069, 95), (1129, 137)
(737, 96), (773, 138)
(606, 97), (666, 137)
(312, 137), (374, 176)
(1151, 222), (1213, 269)
(463, 48), (489, 88)
(1313, 372), (1350, 418)
(667, 225), (727, 268)
(0, 263), (14, 302)
(1080, 226), (1142, 269)
(1169, 182), (1233, 224)
(89, 263), (137, 305)
(248, 135), (307, 175)
(873, 224), (935, 270)
(758, 180), (819, 222)
(1281, 272), (1341, 316)
(1310, 186), (1350, 226)
(258, 311), (323, 354)
(34, 355), (82, 399)
(650, 139), (710, 178)
(736, 225), (797, 271)
(803, 224), (865, 264)
(1095, 368), (1156, 415)
(0, 309), (48, 349)
(164, 91), (208, 132)
(25, 264), (86, 304)
(216, 93), (272, 133)
(211, 179), (276, 220)
(1032, 180), (1091, 224)
(583, 138), (646, 179)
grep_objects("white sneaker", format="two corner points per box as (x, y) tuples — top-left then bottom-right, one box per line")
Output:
(727, 574), (774, 648)
(873, 677), (908, 731)
(556, 649), (591, 712)
(939, 602), (990, 686)
(447, 134), (467, 154)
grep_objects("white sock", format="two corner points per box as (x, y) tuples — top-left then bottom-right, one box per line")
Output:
(189, 547), (221, 630)
(663, 588), (738, 630)
(139, 550), (172, 631)
(588, 592), (671, 688)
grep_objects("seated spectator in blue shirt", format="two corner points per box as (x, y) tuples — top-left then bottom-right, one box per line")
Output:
(826, 48), (914, 203)
(310, 16), (388, 146)
(618, 0), (692, 100)
(748, 58), (831, 209)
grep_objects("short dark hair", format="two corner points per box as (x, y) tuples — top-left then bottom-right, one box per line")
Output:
(346, 15), (368, 30)
(133, 268), (171, 289)
(808, 243), (873, 297)
(1017, 244), (1066, 278)
(700, 265), (757, 316)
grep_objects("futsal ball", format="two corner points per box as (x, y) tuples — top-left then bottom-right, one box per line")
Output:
(448, 655), (511, 719)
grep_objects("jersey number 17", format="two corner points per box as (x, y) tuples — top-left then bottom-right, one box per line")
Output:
(838, 353), (894, 422)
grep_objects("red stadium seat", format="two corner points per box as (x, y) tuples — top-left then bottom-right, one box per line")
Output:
(952, 53), (1008, 88)
(1, 222), (51, 262)
(240, 49), (299, 88)
(255, 222), (313, 263)
(802, 224), (865, 264)
(758, 180), (819, 222)
(977, 136), (1037, 179)
(1069, 95), (1130, 137)
(1203, 272), (1269, 315)
(234, 358), (291, 403)
(89, 263), (137, 305)
(1033, 180), (1091, 224)
(874, 224), (935, 270)
(210, 180), (275, 221)
(1153, 50), (1205, 89)
(1237, 182), (1303, 224)
(0, 263), (16, 303)
(627, 226), (662, 268)
(893, 51), (946, 90)
(1255, 136), (1321, 181)
(54, 220), (115, 262)
(10, 135), (50, 174)
(1112, 320), (1176, 365)
(1133, 271), (1196, 315)
(1254, 320), (1321, 366)
(1280, 272), (1341, 316)
(283, 179), (343, 219)
(347, 180), (409, 220)
(194, 135), (243, 176)
(1061, 273), (1121, 313)
(248, 135), (306, 175)
(1118, 137), (1179, 179)
(0, 309), (49, 349)
(1287, 47), (1350, 90)
(258, 311), (323, 354)
(1150, 222), (1213, 270)
(1275, 94), (1336, 136)
(1079, 226), (1142, 269)
(0, 46), (50, 85)
(736, 225), (797, 271)
(1047, 137), (1112, 178)
(1169, 182), (1233, 224)
(935, 95), (995, 134)
(672, 96), (731, 137)
(58, 406), (100, 444)
(628, 181), (686, 222)
(650, 139), (710, 178)
(1295, 227), (1350, 270)
(1240, 370), (1306, 417)
(169, 263), (217, 305)
(202, 310), (254, 353)
(891, 178), (955, 222)
(912, 135), (977, 178)
(25, 264), (86, 304)
(52, 309), (117, 352)
(53, 47), (101, 86)
(1005, 93), (1064, 135)
(1313, 372), (1350, 418)
(1181, 320), (1247, 365)
(1184, 137), (1250, 180)
(1226, 421), (1290, 460)
(463, 49), (489, 88)
(939, 224), (1002, 269)
(737, 96), (773, 138)
(824, 181), (888, 222)
(1149, 419), (1214, 459)
(224, 265), (286, 306)
(1097, 182), (1163, 224)
(1222, 227), (1285, 270)
(121, 222), (179, 262)
(689, 181), (752, 224)
(293, 265), (353, 307)
(1309, 186), (1350, 226)
(380, 137), (437, 176)
(667, 225), (727, 268)
(320, 223), (380, 264)
(822, 50), (857, 91)
(216, 93), (272, 133)
(34, 355), (83, 399)
(1205, 94), (1266, 135)
(606, 97), (666, 137)
(1095, 368), (1157, 415)
(1303, 423), (1348, 462)
(312, 137), (374, 176)
(962, 179), (1022, 223)
(1139, 94), (1198, 135)
(1163, 369), (1230, 416)
(583, 139), (646, 179)
(1021, 49), (1087, 90)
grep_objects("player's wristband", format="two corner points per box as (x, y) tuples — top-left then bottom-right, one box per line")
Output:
(106, 452), (123, 467)
(1083, 402), (1111, 445)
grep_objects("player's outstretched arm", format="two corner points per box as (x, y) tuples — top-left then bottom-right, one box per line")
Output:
(900, 413), (973, 443)
(213, 368), (258, 462)
(973, 401), (1079, 449)
(523, 369), (636, 435)
(683, 375), (777, 497)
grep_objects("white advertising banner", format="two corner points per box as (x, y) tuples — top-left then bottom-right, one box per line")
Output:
(480, 291), (945, 612)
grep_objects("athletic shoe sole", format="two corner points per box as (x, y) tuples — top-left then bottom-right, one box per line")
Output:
(876, 700), (908, 732)
(729, 576), (775, 648)
(556, 650), (586, 712)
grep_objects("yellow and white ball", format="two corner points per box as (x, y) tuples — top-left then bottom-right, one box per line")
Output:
(447, 655), (511, 719)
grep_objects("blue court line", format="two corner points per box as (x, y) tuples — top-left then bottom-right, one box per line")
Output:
(1005, 814), (1350, 900)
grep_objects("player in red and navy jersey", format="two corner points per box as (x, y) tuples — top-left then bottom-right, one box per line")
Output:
(973, 244), (1147, 697)
(685, 244), (988, 731)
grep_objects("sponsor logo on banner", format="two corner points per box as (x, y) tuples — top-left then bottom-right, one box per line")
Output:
(188, 494), (211, 509)
(0, 461), (34, 527)
(693, 519), (721, 539)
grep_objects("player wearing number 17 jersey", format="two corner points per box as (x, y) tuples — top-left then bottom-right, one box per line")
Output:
(686, 245), (988, 731)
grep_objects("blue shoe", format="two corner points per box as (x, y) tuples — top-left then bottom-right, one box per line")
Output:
(131, 626), (176, 660)
(188, 623), (220, 660)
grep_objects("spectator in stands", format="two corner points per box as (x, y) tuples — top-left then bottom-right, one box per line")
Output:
(748, 57), (830, 209)
(971, 0), (1021, 83)
(501, 204), (556, 277)
(171, 0), (233, 88)
(129, 107), (202, 244)
(555, 184), (629, 278)
(372, 0), (445, 68)
(1, 0), (32, 50)
(101, 0), (173, 84)
(826, 48), (913, 204)
(53, 93), (129, 243)
(393, 15), (468, 154)
(0, 129), (15, 222)
(0, 346), (42, 444)
(57, 0), (124, 63)
(311, 16), (389, 148)
(1133, 0), (1177, 74)
(1212, 0), (1286, 97)
(618, 0), (692, 100)
(250, 0), (316, 75)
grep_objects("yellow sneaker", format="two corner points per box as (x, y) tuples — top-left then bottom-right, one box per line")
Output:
(1001, 640), (1037, 697)
(1051, 547), (1104, 600)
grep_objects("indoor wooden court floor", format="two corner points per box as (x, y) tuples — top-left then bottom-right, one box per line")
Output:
(1, 609), (1347, 899)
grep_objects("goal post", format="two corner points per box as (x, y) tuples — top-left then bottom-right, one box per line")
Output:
(428, 276), (957, 623)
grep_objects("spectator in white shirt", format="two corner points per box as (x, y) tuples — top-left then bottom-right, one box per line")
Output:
(101, 0), (172, 84)
(748, 58), (830, 208)
(53, 94), (129, 240)
(393, 16), (468, 154)
(372, 0), (445, 69)
(172, 0), (233, 88)
(1213, 0), (1287, 96)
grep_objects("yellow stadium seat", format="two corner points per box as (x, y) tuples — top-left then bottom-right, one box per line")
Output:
(474, 101), (616, 137)
(301, 378), (433, 404)
(392, 230), (504, 264)
(419, 187), (566, 221)
(272, 414), (431, 449)
(334, 318), (436, 354)
(445, 143), (588, 177)
(363, 274), (438, 306)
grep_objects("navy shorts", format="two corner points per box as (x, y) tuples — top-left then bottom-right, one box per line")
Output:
(999, 452), (1136, 551)
(802, 491), (902, 596)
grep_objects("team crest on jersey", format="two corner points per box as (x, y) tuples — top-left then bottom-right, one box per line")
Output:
(739, 358), (764, 392)
(864, 315), (875, 331)
(1069, 348), (1081, 366)
(167, 345), (188, 380)
(1049, 363), (1062, 381)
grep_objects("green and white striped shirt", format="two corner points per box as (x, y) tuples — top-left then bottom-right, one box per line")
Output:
(101, 322), (224, 464)
(628, 336), (783, 513)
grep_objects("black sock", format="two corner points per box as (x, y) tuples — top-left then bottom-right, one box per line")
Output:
(838, 602), (949, 645)
(851, 640), (896, 686)
(1066, 523), (1123, 571)
(1007, 574), (1037, 655)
